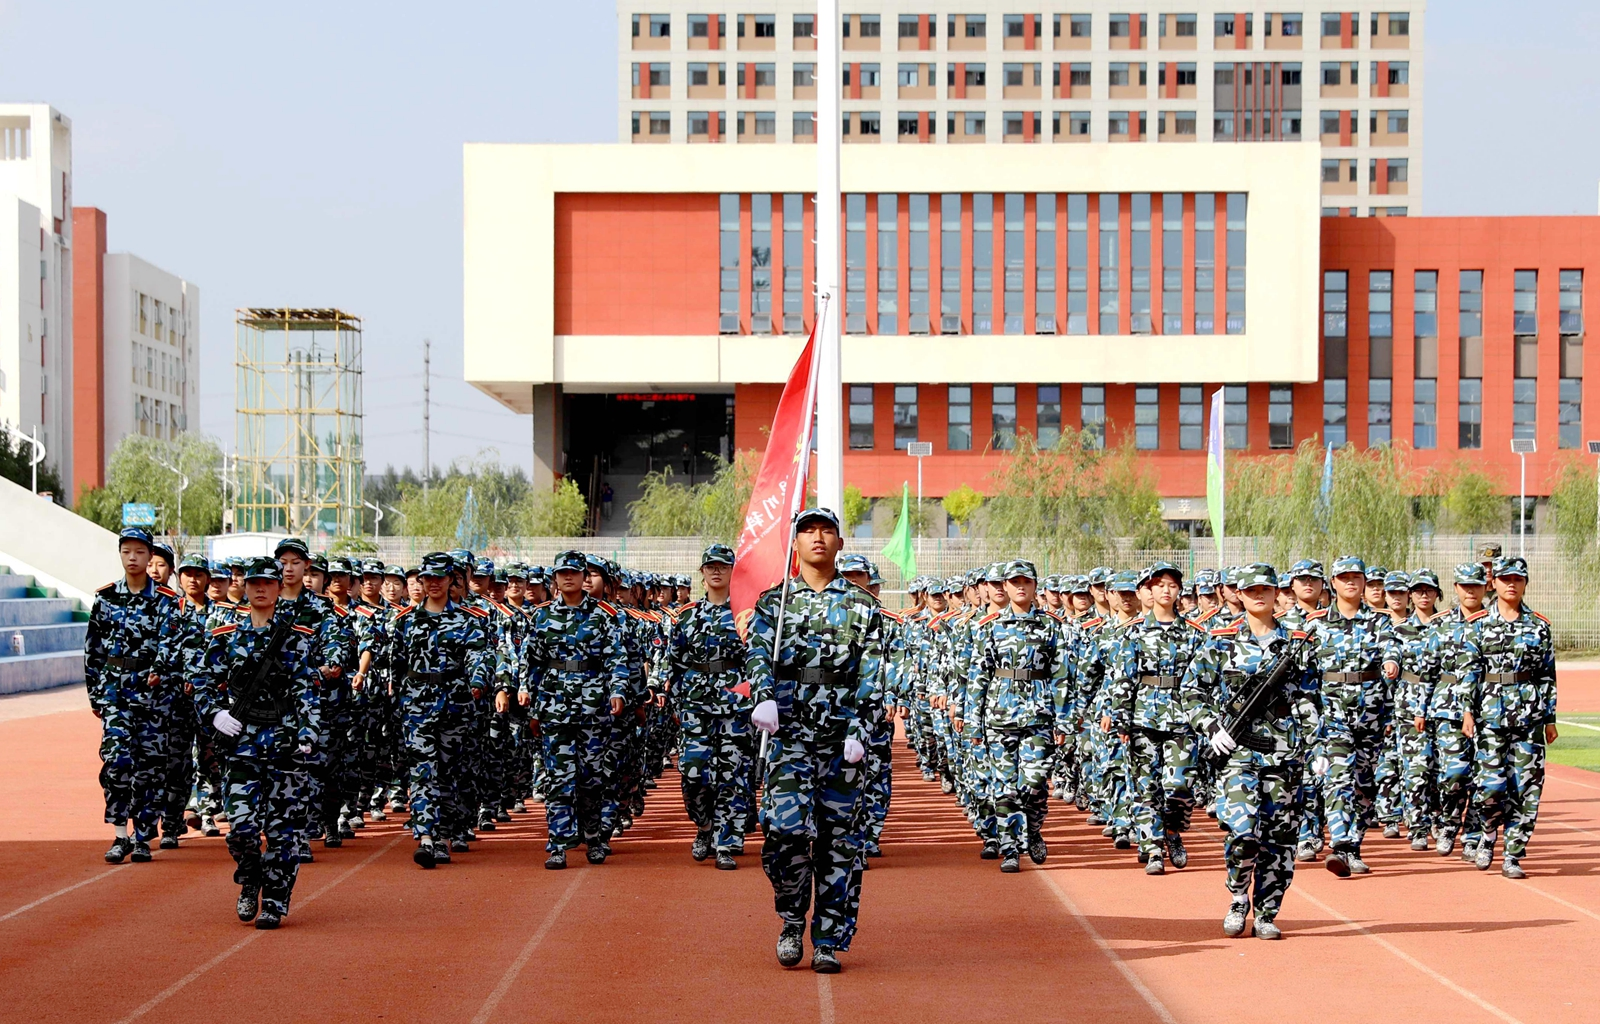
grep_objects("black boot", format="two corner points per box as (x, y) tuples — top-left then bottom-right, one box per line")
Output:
(236, 885), (261, 922)
(105, 836), (134, 864)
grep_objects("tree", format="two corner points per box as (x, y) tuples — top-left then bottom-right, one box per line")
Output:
(842, 485), (873, 534)
(1432, 457), (1508, 534)
(0, 424), (64, 499)
(81, 433), (226, 540)
(1098, 442), (1188, 552)
(942, 483), (984, 537)
(985, 430), (1114, 569)
(525, 478), (587, 537)
(626, 453), (759, 543)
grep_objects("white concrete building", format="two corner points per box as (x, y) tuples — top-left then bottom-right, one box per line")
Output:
(618, 1), (1424, 215)
(0, 104), (73, 491)
(103, 255), (199, 446)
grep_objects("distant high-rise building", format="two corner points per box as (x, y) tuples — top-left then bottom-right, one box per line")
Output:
(72, 205), (201, 499)
(0, 103), (74, 494)
(618, 2), (1424, 214)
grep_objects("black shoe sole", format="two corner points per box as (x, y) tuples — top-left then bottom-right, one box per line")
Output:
(716, 858), (738, 871)
(1325, 856), (1351, 878)
(545, 859), (567, 870)
(255, 915), (281, 930)
(130, 850), (152, 863)
(413, 847), (436, 869)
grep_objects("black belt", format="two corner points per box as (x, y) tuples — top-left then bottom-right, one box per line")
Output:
(1487, 671), (1531, 686)
(997, 667), (1050, 681)
(408, 669), (463, 685)
(777, 666), (848, 687)
(689, 658), (742, 673)
(105, 656), (149, 672)
(545, 658), (601, 673)
(1138, 674), (1182, 690)
(1325, 671), (1378, 683)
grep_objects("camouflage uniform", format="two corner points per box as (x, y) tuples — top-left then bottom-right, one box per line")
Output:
(152, 584), (213, 841)
(516, 569), (630, 856)
(198, 590), (321, 919)
(1468, 558), (1556, 868)
(387, 563), (494, 843)
(1303, 559), (1397, 861)
(1108, 604), (1207, 864)
(1420, 568), (1489, 850)
(1181, 567), (1319, 928)
(967, 567), (1069, 862)
(665, 587), (752, 853)
(748, 571), (883, 953)
(86, 568), (177, 843)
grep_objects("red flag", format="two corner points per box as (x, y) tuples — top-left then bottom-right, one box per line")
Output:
(731, 321), (820, 615)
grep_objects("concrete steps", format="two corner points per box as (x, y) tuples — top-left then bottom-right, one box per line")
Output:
(0, 565), (87, 696)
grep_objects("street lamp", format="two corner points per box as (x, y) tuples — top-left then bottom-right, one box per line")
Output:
(907, 441), (932, 556)
(153, 453), (190, 543)
(363, 499), (385, 538)
(1510, 437), (1536, 558)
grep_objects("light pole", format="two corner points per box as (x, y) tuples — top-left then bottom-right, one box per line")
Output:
(1510, 437), (1536, 559)
(2, 423), (46, 494)
(154, 453), (190, 543)
(814, 0), (843, 516)
(907, 441), (932, 556)
(363, 499), (385, 538)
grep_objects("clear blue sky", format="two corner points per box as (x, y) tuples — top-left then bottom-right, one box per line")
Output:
(0, 1), (1595, 475)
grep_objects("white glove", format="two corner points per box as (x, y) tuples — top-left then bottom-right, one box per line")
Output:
(843, 737), (865, 764)
(1208, 723), (1237, 757)
(212, 710), (243, 737)
(1312, 755), (1331, 777)
(297, 742), (314, 756)
(751, 699), (780, 735)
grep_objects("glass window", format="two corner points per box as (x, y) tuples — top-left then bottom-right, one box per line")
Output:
(1135, 385), (1159, 450)
(1512, 377), (1536, 442)
(793, 111), (815, 137)
(894, 385), (919, 450)
(972, 194), (994, 335)
(1037, 384), (1062, 448)
(1225, 194), (1246, 334)
(1413, 378), (1437, 450)
(1003, 194), (1025, 335)
(1560, 269), (1584, 334)
(849, 385), (875, 449)
(1081, 385), (1106, 449)
(782, 193), (804, 333)
(1223, 384), (1248, 449)
(1324, 378), (1348, 448)
(1066, 194), (1088, 335)
(1269, 384), (1293, 448)
(993, 385), (1018, 450)
(845, 193), (867, 334)
(878, 194), (899, 336)
(1099, 193), (1120, 334)
(1368, 377), (1392, 445)
(1130, 194), (1152, 335)
(1179, 385), (1204, 450)
(719, 194), (740, 334)
(794, 14), (815, 38)
(908, 194), (930, 334)
(941, 193), (962, 334)
(1459, 270), (1484, 340)
(1515, 270), (1539, 336)
(1458, 378), (1482, 450)
(948, 384), (972, 451)
(1560, 377), (1582, 450)
(751, 194), (773, 333)
(1194, 194), (1215, 335)
(1036, 193), (1057, 334)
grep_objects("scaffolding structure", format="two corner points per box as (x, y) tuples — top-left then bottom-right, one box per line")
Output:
(235, 308), (363, 538)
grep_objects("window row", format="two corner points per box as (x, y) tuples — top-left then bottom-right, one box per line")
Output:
(1322, 269), (1585, 450)
(846, 382), (1288, 453)
(631, 12), (1413, 51)
(716, 191), (1247, 337)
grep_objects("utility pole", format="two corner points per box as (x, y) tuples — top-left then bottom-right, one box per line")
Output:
(815, 0), (844, 517)
(422, 338), (431, 494)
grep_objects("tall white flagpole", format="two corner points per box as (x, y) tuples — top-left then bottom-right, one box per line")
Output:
(815, 0), (844, 516)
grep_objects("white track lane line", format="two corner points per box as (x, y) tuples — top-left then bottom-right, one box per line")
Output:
(1036, 869), (1179, 1024)
(817, 973), (836, 1024)
(109, 837), (401, 1024)
(0, 867), (122, 924)
(471, 871), (585, 1024)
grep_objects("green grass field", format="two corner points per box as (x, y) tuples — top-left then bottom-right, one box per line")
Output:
(1550, 714), (1600, 772)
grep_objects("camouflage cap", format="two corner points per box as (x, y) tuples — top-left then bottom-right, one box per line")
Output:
(1409, 568), (1441, 592)
(1041, 574), (1061, 592)
(793, 507), (842, 533)
(527, 566), (550, 584)
(274, 537), (311, 560)
(583, 553), (611, 577)
(1479, 542), (1503, 561)
(447, 549), (474, 570)
(1193, 569), (1217, 594)
(150, 541), (175, 566)
(1329, 555), (1367, 577)
(924, 577), (947, 595)
(116, 526), (154, 550)
(404, 565), (421, 579)
(418, 552), (455, 578)
(963, 569), (982, 588)
(384, 563), (407, 579)
(837, 553), (872, 574)
(1287, 558), (1326, 581)
(550, 550), (587, 574)
(1003, 559), (1038, 582)
(1492, 555), (1529, 579)
(1382, 570), (1411, 592)
(308, 553), (328, 574)
(1365, 565), (1389, 582)
(1140, 560), (1182, 586)
(472, 557), (495, 578)
(362, 559), (386, 576)
(1109, 570), (1140, 593)
(210, 558), (232, 576)
(1453, 562), (1489, 585)
(983, 562), (1008, 583)
(1067, 574), (1091, 595)
(867, 563), (884, 586)
(177, 553), (211, 574)
(1234, 562), (1279, 590)
(493, 567), (509, 584)
(1087, 566), (1113, 586)
(700, 543), (736, 567)
(325, 557), (355, 577)
(243, 556), (282, 582)
(1219, 566), (1241, 587)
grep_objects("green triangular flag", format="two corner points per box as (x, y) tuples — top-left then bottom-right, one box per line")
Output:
(880, 483), (916, 581)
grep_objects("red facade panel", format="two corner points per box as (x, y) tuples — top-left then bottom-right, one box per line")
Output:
(71, 206), (108, 499)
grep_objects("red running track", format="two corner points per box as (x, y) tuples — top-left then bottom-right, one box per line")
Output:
(3, 702), (1599, 1024)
